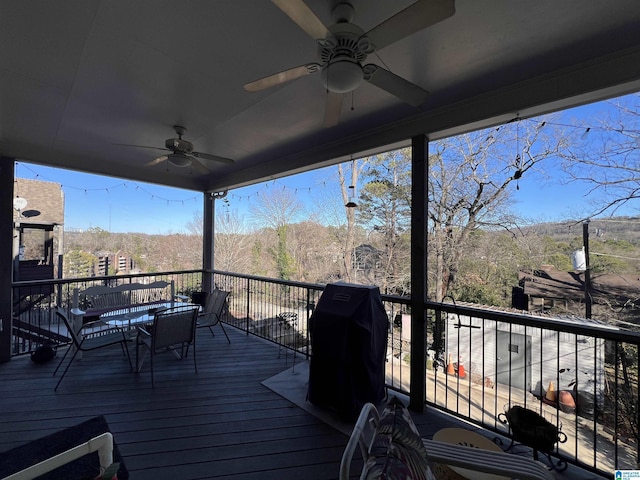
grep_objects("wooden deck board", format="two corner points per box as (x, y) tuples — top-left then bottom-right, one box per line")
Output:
(0, 327), (350, 479)
(0, 325), (600, 479)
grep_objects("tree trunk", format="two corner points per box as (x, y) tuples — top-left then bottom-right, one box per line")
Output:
(338, 161), (359, 282)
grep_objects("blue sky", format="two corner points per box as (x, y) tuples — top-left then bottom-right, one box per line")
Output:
(14, 94), (639, 234)
(14, 161), (345, 234)
(15, 163), (203, 234)
(508, 98), (639, 222)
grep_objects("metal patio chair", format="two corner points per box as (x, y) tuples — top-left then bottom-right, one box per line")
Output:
(196, 289), (231, 343)
(53, 306), (132, 391)
(136, 305), (199, 387)
(340, 402), (555, 480)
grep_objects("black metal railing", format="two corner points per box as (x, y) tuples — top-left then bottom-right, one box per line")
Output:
(423, 300), (640, 475)
(10, 269), (639, 476)
(211, 271), (410, 371)
(212, 271), (639, 475)
(11, 270), (203, 355)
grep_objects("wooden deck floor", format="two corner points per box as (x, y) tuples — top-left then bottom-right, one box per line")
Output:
(0, 326), (602, 479)
(0, 327), (346, 479)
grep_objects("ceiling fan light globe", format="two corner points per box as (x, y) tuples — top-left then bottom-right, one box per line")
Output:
(321, 57), (363, 94)
(167, 153), (192, 167)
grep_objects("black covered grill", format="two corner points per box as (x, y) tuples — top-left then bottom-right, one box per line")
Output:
(307, 283), (388, 419)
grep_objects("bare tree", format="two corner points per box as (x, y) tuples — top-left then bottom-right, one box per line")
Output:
(214, 209), (252, 274)
(356, 149), (411, 294)
(64, 249), (97, 277)
(250, 188), (303, 281)
(429, 118), (570, 301)
(561, 93), (640, 217)
(185, 211), (203, 236)
(287, 221), (337, 282)
(337, 160), (362, 282)
(154, 233), (201, 271)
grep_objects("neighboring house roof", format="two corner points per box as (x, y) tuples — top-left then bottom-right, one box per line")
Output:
(519, 267), (640, 306)
(449, 299), (615, 330)
(354, 244), (381, 256)
(13, 178), (64, 226)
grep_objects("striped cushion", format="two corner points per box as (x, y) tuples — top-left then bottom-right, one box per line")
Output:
(363, 397), (434, 480)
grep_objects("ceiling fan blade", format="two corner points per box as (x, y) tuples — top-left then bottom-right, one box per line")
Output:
(244, 63), (320, 92)
(190, 157), (210, 174)
(366, 0), (455, 50)
(114, 143), (169, 153)
(323, 91), (344, 128)
(145, 155), (168, 167)
(363, 64), (429, 107)
(271, 0), (330, 40)
(191, 151), (235, 165)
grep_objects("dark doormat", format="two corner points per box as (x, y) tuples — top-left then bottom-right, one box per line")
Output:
(0, 415), (129, 479)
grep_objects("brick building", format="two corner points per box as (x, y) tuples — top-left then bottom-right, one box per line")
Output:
(12, 178), (64, 283)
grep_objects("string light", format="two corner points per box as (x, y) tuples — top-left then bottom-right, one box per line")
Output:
(226, 173), (337, 204)
(15, 162), (200, 205)
(523, 118), (639, 134)
(15, 110), (635, 208)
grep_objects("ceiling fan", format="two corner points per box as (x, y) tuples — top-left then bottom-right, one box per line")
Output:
(119, 125), (235, 173)
(244, 0), (455, 126)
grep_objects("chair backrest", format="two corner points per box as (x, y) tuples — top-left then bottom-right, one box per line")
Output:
(151, 306), (199, 350)
(339, 402), (380, 480)
(55, 306), (82, 347)
(203, 289), (230, 318)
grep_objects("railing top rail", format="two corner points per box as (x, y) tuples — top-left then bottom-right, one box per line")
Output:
(428, 300), (640, 343)
(12, 268), (638, 343)
(212, 269), (326, 291)
(12, 269), (203, 288)
(212, 270), (411, 306)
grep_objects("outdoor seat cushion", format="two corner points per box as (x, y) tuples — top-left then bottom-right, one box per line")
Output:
(362, 397), (435, 480)
(0, 415), (129, 480)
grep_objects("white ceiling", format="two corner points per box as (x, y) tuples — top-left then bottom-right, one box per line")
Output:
(1, 0), (639, 193)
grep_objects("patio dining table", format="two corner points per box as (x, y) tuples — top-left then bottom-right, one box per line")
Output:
(100, 302), (199, 338)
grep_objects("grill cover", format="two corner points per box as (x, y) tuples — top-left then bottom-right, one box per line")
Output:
(307, 283), (388, 419)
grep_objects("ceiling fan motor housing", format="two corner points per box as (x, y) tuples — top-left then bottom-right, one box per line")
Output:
(319, 22), (374, 94)
(165, 137), (193, 153)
